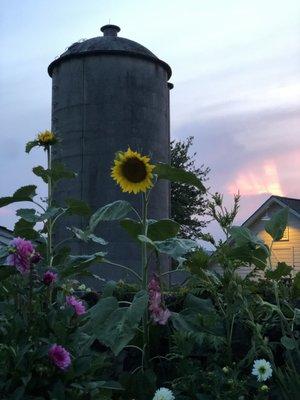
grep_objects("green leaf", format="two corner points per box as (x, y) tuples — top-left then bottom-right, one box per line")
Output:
(14, 219), (40, 240)
(120, 218), (142, 240)
(293, 272), (300, 297)
(0, 185), (37, 208)
(148, 219), (180, 241)
(154, 163), (205, 192)
(230, 226), (266, 248)
(88, 290), (148, 355)
(89, 200), (133, 231)
(65, 198), (91, 216)
(25, 140), (39, 154)
(0, 266), (17, 280)
(50, 162), (76, 182)
(33, 163), (76, 183)
(16, 207), (61, 223)
(32, 165), (48, 183)
(281, 335), (296, 350)
(70, 227), (107, 245)
(138, 235), (196, 261)
(265, 208), (288, 241)
(266, 262), (292, 280)
(60, 252), (106, 278)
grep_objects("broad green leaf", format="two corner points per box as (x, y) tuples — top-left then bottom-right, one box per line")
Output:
(120, 218), (142, 240)
(14, 219), (40, 240)
(281, 335), (296, 350)
(171, 294), (225, 344)
(120, 218), (180, 242)
(138, 235), (196, 261)
(65, 198), (91, 216)
(230, 226), (266, 248)
(60, 252), (106, 278)
(89, 200), (133, 231)
(229, 244), (269, 269)
(265, 208), (288, 241)
(266, 262), (292, 280)
(154, 163), (205, 192)
(0, 185), (37, 208)
(70, 227), (107, 245)
(25, 140), (39, 154)
(148, 219), (180, 241)
(88, 290), (148, 355)
(33, 163), (76, 183)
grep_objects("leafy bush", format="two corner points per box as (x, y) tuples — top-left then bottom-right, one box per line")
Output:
(0, 132), (299, 399)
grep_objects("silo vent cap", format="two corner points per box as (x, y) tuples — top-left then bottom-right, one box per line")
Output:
(100, 24), (121, 37)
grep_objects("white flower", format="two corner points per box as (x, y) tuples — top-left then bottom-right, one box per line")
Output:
(78, 284), (86, 291)
(153, 387), (175, 400)
(252, 359), (273, 382)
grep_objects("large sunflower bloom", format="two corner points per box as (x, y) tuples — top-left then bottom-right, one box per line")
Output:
(111, 148), (155, 194)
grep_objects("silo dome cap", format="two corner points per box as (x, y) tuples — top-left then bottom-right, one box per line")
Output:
(100, 24), (121, 36)
(48, 24), (172, 79)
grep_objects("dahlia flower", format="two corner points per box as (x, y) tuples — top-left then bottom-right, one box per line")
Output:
(48, 344), (71, 370)
(252, 359), (273, 382)
(6, 237), (35, 274)
(66, 295), (86, 315)
(153, 387), (175, 400)
(43, 270), (57, 285)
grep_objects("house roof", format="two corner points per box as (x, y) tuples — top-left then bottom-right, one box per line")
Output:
(242, 195), (300, 228)
(0, 226), (13, 246)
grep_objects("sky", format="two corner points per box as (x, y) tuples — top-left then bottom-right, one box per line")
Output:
(1, 0), (300, 240)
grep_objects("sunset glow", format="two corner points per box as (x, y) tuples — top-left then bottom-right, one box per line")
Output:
(228, 160), (283, 196)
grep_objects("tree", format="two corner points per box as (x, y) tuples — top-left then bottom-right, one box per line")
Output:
(170, 136), (210, 240)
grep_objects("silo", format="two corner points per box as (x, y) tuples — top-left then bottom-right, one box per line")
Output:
(48, 25), (172, 284)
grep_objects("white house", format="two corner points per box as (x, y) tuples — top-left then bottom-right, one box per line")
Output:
(242, 195), (300, 271)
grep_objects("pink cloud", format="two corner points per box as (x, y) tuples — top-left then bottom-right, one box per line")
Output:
(228, 159), (283, 196)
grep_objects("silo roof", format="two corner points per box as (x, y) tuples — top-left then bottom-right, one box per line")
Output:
(48, 24), (172, 79)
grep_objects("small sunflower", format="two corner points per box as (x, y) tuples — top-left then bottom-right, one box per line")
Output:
(37, 130), (57, 146)
(111, 148), (154, 194)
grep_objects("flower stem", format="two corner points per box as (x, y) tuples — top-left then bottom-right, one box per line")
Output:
(141, 192), (149, 369)
(47, 147), (53, 267)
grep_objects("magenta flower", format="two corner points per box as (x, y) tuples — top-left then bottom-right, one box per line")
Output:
(6, 237), (35, 274)
(148, 275), (171, 325)
(43, 270), (57, 286)
(66, 295), (86, 315)
(48, 344), (71, 370)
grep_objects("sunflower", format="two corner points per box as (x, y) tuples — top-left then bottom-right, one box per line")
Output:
(111, 148), (155, 194)
(37, 130), (57, 146)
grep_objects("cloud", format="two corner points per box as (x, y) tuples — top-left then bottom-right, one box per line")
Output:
(228, 160), (283, 197)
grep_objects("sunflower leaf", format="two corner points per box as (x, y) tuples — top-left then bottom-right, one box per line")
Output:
(89, 201), (133, 232)
(154, 163), (205, 192)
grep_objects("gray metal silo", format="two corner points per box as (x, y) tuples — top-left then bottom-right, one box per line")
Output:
(48, 25), (172, 284)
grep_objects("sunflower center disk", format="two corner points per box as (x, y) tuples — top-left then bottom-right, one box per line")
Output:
(121, 157), (147, 183)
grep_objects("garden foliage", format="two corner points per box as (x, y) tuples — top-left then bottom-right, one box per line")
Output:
(0, 134), (299, 399)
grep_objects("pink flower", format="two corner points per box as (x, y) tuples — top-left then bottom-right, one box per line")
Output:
(6, 237), (35, 274)
(48, 344), (71, 370)
(66, 295), (86, 315)
(43, 270), (57, 286)
(148, 275), (171, 326)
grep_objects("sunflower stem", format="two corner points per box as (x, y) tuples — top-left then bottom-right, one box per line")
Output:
(141, 192), (149, 369)
(47, 147), (53, 268)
